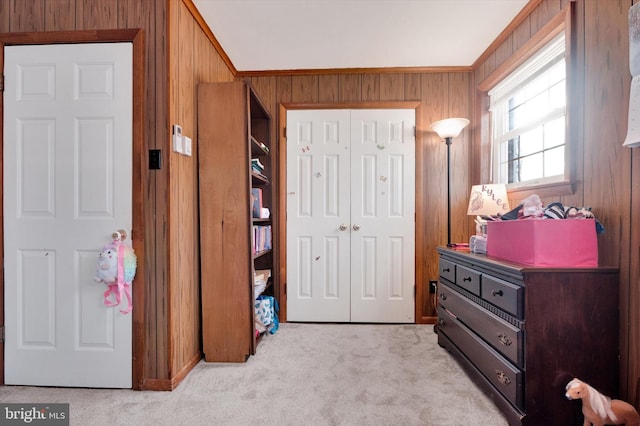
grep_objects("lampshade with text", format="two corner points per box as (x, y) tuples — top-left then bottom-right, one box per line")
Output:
(467, 184), (510, 217)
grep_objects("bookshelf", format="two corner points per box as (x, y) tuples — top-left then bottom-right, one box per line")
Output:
(197, 81), (276, 362)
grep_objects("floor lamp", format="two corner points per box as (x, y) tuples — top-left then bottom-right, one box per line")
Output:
(430, 118), (470, 247)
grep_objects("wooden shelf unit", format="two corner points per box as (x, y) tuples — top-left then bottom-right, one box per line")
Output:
(198, 81), (276, 362)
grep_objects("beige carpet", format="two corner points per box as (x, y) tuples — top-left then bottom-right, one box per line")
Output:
(0, 323), (508, 425)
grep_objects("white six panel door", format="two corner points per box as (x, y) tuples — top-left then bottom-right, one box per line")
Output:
(286, 109), (415, 323)
(4, 43), (133, 387)
(350, 110), (415, 323)
(286, 110), (352, 322)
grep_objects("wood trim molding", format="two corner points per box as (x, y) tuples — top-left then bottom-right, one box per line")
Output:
(0, 43), (4, 387)
(0, 29), (141, 45)
(238, 66), (473, 77)
(139, 352), (200, 391)
(182, 0), (238, 76)
(277, 105), (288, 322)
(478, 5), (570, 92)
(282, 101), (421, 110)
(130, 28), (147, 392)
(414, 102), (427, 324)
(0, 28), (147, 390)
(472, 0), (545, 70)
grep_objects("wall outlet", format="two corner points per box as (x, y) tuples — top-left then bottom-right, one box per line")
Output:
(429, 280), (438, 294)
(172, 124), (183, 153)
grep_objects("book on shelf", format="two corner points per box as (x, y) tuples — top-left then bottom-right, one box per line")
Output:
(251, 188), (263, 218)
(251, 158), (265, 172)
(252, 225), (272, 254)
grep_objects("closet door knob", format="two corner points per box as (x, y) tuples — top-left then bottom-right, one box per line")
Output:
(352, 224), (361, 231)
(339, 224), (348, 231)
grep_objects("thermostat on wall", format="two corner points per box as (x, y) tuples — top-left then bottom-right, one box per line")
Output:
(172, 124), (183, 153)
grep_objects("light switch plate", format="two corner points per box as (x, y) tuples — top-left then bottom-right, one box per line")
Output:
(172, 124), (183, 153)
(183, 136), (192, 156)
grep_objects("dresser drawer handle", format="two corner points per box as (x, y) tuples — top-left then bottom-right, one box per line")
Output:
(438, 318), (446, 326)
(439, 292), (447, 301)
(491, 289), (504, 297)
(497, 333), (513, 346)
(495, 370), (512, 385)
(442, 267), (450, 273)
(462, 276), (472, 282)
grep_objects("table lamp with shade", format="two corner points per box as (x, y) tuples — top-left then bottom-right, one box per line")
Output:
(467, 184), (510, 236)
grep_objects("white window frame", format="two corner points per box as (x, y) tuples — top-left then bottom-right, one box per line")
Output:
(489, 33), (567, 189)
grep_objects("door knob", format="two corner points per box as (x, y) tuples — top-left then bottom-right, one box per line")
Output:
(112, 229), (127, 241)
(352, 224), (361, 231)
(339, 224), (348, 231)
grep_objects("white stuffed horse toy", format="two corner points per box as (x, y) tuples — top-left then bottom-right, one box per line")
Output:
(565, 378), (640, 426)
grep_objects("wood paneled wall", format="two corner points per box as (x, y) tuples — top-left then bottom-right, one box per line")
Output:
(248, 73), (472, 322)
(3, 0), (639, 402)
(165, 0), (234, 388)
(474, 0), (639, 402)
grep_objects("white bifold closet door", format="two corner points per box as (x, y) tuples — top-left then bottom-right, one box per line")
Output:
(286, 109), (415, 323)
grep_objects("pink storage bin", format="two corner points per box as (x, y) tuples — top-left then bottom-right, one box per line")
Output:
(486, 219), (598, 267)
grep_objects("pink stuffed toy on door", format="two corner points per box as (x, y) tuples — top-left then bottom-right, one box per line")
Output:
(95, 229), (137, 314)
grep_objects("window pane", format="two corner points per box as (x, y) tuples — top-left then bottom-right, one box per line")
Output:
(544, 116), (565, 149)
(544, 145), (564, 177)
(548, 60), (565, 85)
(524, 73), (548, 102)
(520, 127), (544, 156)
(511, 89), (524, 107)
(507, 136), (520, 164)
(509, 102), (525, 129)
(549, 81), (565, 110)
(519, 153), (543, 182)
(508, 158), (520, 184)
(525, 91), (549, 120)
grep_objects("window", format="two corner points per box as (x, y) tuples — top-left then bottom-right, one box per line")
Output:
(489, 33), (566, 188)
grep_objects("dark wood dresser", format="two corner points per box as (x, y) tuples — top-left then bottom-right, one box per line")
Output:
(436, 247), (619, 426)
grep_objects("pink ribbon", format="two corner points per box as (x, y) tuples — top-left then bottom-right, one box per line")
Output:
(103, 242), (133, 314)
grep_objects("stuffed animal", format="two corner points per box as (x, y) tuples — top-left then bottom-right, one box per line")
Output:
(565, 378), (640, 426)
(94, 247), (118, 284)
(95, 230), (137, 314)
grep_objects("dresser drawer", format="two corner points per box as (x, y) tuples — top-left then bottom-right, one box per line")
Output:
(438, 283), (523, 368)
(456, 265), (481, 296)
(438, 306), (523, 410)
(439, 258), (456, 283)
(481, 274), (524, 318)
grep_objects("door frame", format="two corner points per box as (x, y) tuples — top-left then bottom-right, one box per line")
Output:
(0, 29), (146, 388)
(278, 101), (425, 323)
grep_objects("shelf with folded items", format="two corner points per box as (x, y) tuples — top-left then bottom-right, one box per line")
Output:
(253, 269), (272, 299)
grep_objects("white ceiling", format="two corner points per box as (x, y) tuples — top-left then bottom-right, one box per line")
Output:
(191, 0), (530, 72)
